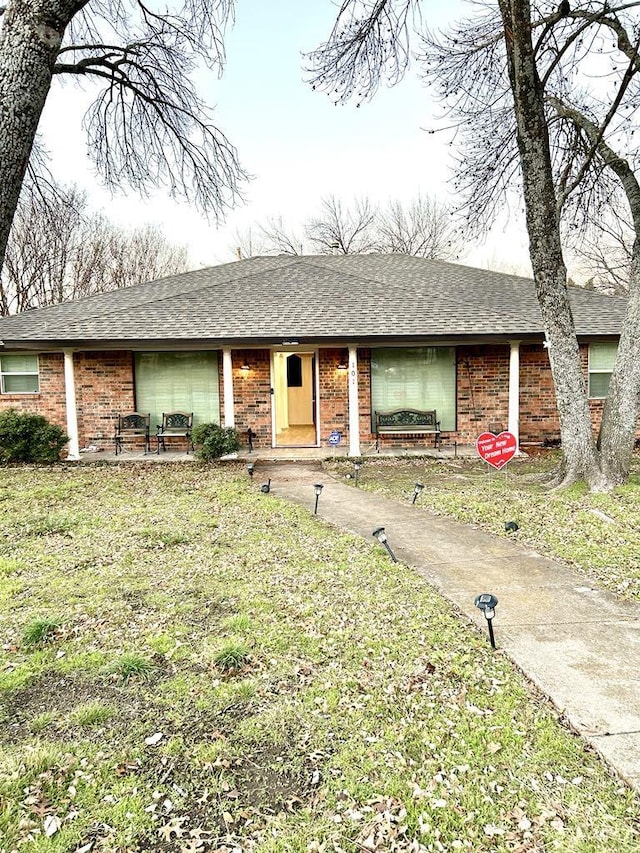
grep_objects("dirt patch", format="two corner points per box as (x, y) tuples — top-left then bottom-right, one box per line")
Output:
(1, 670), (159, 743)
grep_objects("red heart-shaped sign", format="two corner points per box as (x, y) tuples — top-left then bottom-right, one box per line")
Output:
(476, 431), (518, 470)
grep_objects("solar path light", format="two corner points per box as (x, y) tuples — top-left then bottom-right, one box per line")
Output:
(246, 462), (255, 478)
(313, 483), (324, 515)
(372, 527), (398, 563)
(412, 482), (424, 505)
(354, 461), (362, 487)
(475, 593), (499, 649)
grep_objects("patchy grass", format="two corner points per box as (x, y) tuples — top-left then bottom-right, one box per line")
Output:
(21, 617), (62, 649)
(211, 642), (253, 674)
(327, 453), (640, 601)
(109, 653), (160, 683)
(0, 463), (638, 852)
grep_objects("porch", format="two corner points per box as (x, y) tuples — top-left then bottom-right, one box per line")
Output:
(75, 440), (481, 463)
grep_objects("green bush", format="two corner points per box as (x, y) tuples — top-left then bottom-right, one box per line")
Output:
(192, 422), (240, 461)
(0, 409), (68, 463)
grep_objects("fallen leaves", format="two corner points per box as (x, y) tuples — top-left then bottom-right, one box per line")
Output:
(144, 731), (164, 746)
(1, 465), (638, 853)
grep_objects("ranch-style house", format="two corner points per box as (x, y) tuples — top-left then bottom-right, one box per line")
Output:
(0, 254), (627, 458)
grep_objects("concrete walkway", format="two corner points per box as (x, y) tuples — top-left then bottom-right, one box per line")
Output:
(259, 461), (640, 793)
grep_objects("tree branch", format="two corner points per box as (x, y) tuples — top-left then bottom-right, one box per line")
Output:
(549, 94), (640, 236)
(306, 0), (418, 104)
(553, 39), (639, 212)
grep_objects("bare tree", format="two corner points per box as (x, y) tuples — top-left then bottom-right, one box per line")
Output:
(260, 216), (307, 255)
(306, 195), (379, 254)
(230, 193), (459, 259)
(377, 194), (457, 258)
(574, 199), (633, 294)
(231, 217), (307, 259)
(308, 0), (640, 490)
(0, 181), (188, 315)
(231, 227), (270, 261)
(0, 0), (246, 275)
(103, 224), (189, 293)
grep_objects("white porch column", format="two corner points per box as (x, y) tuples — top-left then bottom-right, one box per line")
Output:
(222, 348), (235, 427)
(63, 349), (80, 460)
(348, 346), (361, 457)
(508, 340), (520, 447)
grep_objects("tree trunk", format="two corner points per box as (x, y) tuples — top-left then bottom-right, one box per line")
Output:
(499, 0), (605, 489)
(0, 1), (80, 271)
(599, 241), (640, 483)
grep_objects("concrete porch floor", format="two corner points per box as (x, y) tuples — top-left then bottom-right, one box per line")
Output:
(76, 442), (481, 463)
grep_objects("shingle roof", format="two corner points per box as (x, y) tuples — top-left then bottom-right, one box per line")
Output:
(0, 254), (627, 348)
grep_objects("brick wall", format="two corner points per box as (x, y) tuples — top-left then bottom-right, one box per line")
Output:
(0, 352), (67, 433)
(74, 351), (136, 449)
(317, 348), (349, 446)
(520, 343), (560, 444)
(232, 349), (272, 448)
(455, 345), (510, 443)
(358, 349), (374, 447)
(0, 342), (624, 454)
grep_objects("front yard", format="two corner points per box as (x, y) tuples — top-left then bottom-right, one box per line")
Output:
(324, 452), (640, 601)
(0, 463), (638, 852)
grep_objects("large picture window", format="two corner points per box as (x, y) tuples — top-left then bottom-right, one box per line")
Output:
(371, 347), (456, 431)
(135, 352), (220, 430)
(589, 343), (617, 399)
(0, 354), (39, 394)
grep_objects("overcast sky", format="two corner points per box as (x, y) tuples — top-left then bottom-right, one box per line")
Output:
(38, 0), (533, 273)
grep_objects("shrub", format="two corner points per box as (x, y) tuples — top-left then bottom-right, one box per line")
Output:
(192, 422), (240, 461)
(0, 409), (68, 463)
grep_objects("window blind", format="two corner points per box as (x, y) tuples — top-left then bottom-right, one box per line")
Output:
(371, 348), (456, 430)
(135, 352), (220, 429)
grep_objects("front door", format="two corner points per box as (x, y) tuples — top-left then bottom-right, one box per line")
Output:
(272, 351), (318, 446)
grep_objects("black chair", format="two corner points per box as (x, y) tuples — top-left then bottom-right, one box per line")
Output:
(114, 412), (151, 455)
(156, 411), (194, 454)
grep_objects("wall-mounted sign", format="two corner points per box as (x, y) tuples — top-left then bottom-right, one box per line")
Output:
(476, 431), (517, 470)
(328, 430), (342, 446)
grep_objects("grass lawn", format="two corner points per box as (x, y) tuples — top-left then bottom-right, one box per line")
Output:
(324, 453), (640, 602)
(0, 463), (638, 852)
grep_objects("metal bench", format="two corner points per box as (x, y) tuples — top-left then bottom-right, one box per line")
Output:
(114, 412), (150, 455)
(156, 411), (194, 454)
(375, 408), (441, 452)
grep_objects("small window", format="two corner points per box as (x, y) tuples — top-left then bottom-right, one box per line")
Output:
(588, 343), (617, 398)
(0, 354), (39, 394)
(286, 354), (303, 387)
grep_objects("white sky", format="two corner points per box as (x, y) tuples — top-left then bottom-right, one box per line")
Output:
(38, 0), (533, 273)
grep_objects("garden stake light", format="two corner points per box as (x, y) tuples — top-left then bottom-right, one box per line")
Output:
(354, 461), (361, 487)
(372, 527), (398, 563)
(474, 593), (499, 649)
(246, 462), (255, 477)
(412, 482), (424, 504)
(313, 483), (324, 515)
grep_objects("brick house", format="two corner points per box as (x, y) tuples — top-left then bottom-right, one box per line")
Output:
(0, 254), (627, 457)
